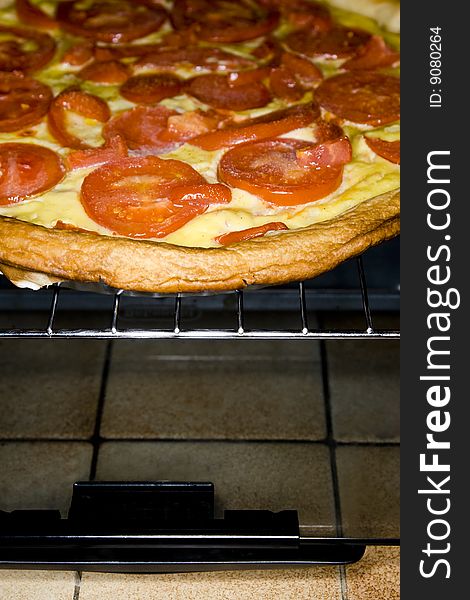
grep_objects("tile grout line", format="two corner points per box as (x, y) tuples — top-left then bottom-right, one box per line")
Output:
(0, 437), (401, 445)
(89, 340), (114, 480)
(72, 571), (82, 600)
(339, 564), (349, 600)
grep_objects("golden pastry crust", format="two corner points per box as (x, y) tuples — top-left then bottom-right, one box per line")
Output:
(0, 189), (399, 293)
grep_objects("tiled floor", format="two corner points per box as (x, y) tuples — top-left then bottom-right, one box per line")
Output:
(0, 306), (399, 598)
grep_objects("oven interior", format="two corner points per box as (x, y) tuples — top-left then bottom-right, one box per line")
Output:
(0, 237), (399, 572)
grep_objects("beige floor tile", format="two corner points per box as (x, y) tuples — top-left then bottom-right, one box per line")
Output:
(80, 567), (341, 600)
(325, 313), (399, 442)
(345, 546), (400, 600)
(96, 441), (335, 535)
(336, 446), (399, 538)
(0, 442), (93, 515)
(102, 340), (324, 440)
(0, 570), (76, 600)
(0, 339), (106, 439)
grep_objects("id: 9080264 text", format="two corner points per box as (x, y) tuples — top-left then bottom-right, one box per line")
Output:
(429, 27), (442, 108)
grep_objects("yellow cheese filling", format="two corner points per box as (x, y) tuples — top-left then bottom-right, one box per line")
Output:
(0, 0), (400, 248)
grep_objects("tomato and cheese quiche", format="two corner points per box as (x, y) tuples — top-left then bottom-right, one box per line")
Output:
(0, 0), (400, 292)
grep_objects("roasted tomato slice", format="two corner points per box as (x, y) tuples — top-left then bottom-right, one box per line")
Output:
(269, 67), (304, 102)
(0, 143), (64, 206)
(48, 89), (111, 150)
(56, 0), (167, 43)
(365, 137), (400, 164)
(343, 35), (400, 70)
(134, 46), (254, 73)
(315, 71), (400, 126)
(218, 138), (344, 206)
(79, 60), (130, 84)
(216, 222), (288, 245)
(285, 27), (371, 60)
(120, 74), (183, 104)
(0, 25), (56, 73)
(187, 74), (271, 111)
(171, 0), (279, 43)
(295, 136), (352, 168)
(281, 52), (323, 86)
(80, 156), (231, 238)
(103, 105), (178, 153)
(0, 72), (52, 133)
(192, 102), (320, 151)
(62, 42), (95, 66)
(15, 0), (57, 29)
(65, 134), (128, 171)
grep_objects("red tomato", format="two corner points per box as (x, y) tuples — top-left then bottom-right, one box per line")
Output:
(48, 89), (111, 150)
(79, 60), (131, 85)
(56, 0), (167, 43)
(191, 103), (320, 151)
(281, 52), (323, 86)
(80, 156), (231, 238)
(187, 74), (271, 111)
(0, 25), (56, 73)
(103, 105), (178, 153)
(62, 42), (94, 66)
(315, 71), (400, 126)
(343, 35), (400, 70)
(0, 72), (52, 133)
(365, 137), (400, 164)
(218, 138), (343, 206)
(0, 143), (64, 205)
(120, 74), (183, 104)
(227, 67), (271, 87)
(285, 27), (371, 60)
(15, 0), (57, 29)
(134, 47), (254, 73)
(160, 110), (226, 144)
(269, 67), (304, 102)
(295, 137), (352, 168)
(171, 0), (279, 43)
(65, 134), (128, 171)
(216, 222), (288, 245)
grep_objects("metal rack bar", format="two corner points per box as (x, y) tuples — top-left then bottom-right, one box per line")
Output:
(0, 258), (399, 339)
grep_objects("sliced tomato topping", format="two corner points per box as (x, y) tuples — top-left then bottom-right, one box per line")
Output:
(227, 67), (271, 87)
(171, 0), (279, 43)
(0, 72), (52, 133)
(365, 137), (400, 164)
(192, 102), (320, 151)
(15, 0), (57, 29)
(285, 27), (371, 60)
(283, 0), (332, 32)
(0, 143), (64, 206)
(48, 89), (111, 150)
(295, 136), (352, 168)
(103, 105), (178, 153)
(313, 120), (344, 143)
(0, 25), (56, 73)
(216, 222), (288, 245)
(62, 42), (94, 66)
(80, 156), (231, 238)
(56, 0), (167, 43)
(66, 134), (128, 171)
(187, 74), (271, 111)
(315, 71), (400, 126)
(79, 60), (130, 84)
(160, 110), (226, 144)
(120, 74), (183, 104)
(269, 67), (304, 102)
(281, 52), (323, 86)
(134, 46), (254, 73)
(343, 35), (400, 70)
(93, 43), (169, 61)
(218, 138), (343, 206)
(54, 220), (92, 233)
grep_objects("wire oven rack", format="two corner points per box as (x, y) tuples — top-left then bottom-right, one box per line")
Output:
(0, 256), (399, 340)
